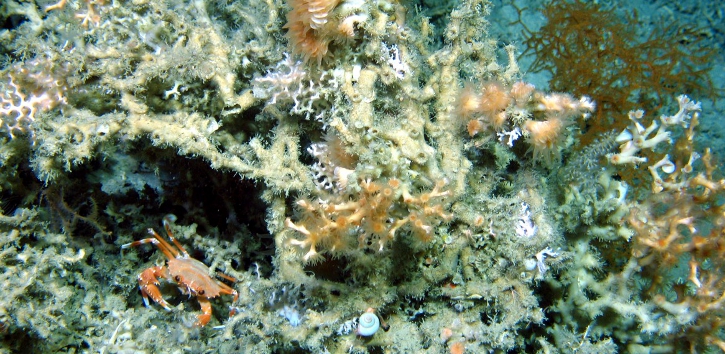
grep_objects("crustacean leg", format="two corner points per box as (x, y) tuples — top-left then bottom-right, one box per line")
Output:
(161, 214), (190, 258)
(138, 266), (173, 310)
(121, 229), (179, 260)
(217, 280), (240, 317)
(193, 278), (238, 327)
(196, 297), (213, 327)
(121, 214), (188, 261)
(122, 228), (178, 311)
(192, 288), (240, 327)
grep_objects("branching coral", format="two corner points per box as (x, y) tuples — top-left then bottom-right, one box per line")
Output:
(548, 97), (725, 352)
(286, 177), (452, 261)
(0, 209), (92, 348)
(516, 0), (717, 146)
(608, 94), (703, 194)
(626, 151), (725, 351)
(1, 0), (723, 352)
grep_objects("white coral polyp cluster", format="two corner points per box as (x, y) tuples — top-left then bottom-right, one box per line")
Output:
(253, 54), (341, 121)
(253, 54), (308, 105)
(607, 95), (700, 166)
(515, 202), (537, 239)
(307, 142), (355, 191)
(525, 247), (559, 275)
(0, 59), (68, 138)
(381, 42), (410, 79)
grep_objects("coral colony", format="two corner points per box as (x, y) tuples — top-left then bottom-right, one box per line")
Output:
(0, 0), (722, 353)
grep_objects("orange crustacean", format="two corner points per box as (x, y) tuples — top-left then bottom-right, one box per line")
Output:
(122, 215), (238, 327)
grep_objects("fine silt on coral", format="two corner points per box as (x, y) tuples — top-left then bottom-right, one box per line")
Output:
(0, 0), (723, 353)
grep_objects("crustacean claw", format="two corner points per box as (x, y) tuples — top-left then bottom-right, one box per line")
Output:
(138, 266), (172, 311)
(196, 298), (213, 327)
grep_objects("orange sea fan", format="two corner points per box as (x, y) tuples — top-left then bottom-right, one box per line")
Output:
(284, 0), (342, 64)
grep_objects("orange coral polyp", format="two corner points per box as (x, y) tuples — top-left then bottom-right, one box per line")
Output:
(383, 187), (394, 197)
(456, 84), (481, 118)
(335, 216), (348, 228)
(368, 221), (386, 235)
(524, 117), (566, 164)
(510, 81), (535, 106)
(467, 119), (484, 137)
(287, 177), (451, 258)
(479, 82), (512, 117)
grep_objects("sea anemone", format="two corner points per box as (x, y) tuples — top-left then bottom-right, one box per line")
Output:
(489, 111), (508, 131)
(510, 81), (535, 107)
(467, 119), (484, 137)
(479, 81), (512, 120)
(456, 83), (481, 119)
(324, 132), (358, 169)
(284, 0), (343, 64)
(338, 14), (367, 38)
(523, 117), (567, 165)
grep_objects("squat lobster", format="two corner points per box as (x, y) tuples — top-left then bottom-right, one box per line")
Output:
(122, 215), (238, 327)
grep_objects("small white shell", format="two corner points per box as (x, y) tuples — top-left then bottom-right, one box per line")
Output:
(356, 312), (380, 337)
(660, 161), (676, 174)
(524, 258), (537, 271)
